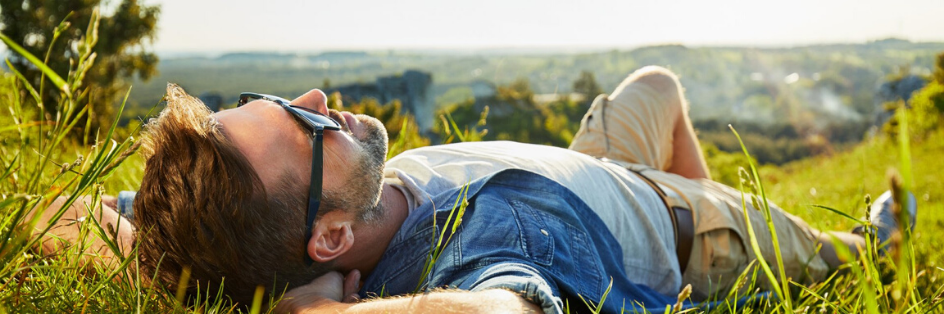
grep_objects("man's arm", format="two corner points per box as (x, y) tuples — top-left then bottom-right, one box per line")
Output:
(27, 195), (136, 268)
(276, 271), (544, 314)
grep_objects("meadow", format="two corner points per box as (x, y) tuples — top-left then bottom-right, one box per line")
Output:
(1, 21), (943, 314)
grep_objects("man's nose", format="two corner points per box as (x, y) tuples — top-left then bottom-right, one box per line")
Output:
(291, 89), (329, 114)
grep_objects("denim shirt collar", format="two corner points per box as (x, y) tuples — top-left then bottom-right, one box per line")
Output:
(359, 170), (498, 297)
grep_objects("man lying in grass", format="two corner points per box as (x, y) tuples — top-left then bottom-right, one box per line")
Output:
(34, 66), (915, 313)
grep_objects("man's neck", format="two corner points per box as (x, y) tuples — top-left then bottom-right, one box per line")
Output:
(335, 183), (409, 276)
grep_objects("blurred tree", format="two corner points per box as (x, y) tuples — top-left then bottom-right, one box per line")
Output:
(546, 96), (587, 124)
(934, 52), (944, 84)
(880, 52), (944, 140)
(446, 79), (574, 147)
(572, 70), (603, 98)
(497, 77), (534, 101)
(0, 0), (160, 129)
(909, 82), (943, 134)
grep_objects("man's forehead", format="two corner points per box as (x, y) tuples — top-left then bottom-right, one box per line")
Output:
(213, 100), (279, 126)
(212, 103), (303, 173)
(212, 100), (253, 118)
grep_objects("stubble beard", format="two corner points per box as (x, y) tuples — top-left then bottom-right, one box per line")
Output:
(326, 114), (388, 223)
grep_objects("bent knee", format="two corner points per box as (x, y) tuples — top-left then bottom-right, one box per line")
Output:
(630, 66), (682, 96)
(611, 66), (688, 113)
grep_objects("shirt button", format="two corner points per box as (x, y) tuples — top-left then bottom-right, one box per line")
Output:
(540, 229), (549, 236)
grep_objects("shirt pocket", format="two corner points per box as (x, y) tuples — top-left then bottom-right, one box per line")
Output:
(509, 199), (555, 267)
(515, 199), (606, 298)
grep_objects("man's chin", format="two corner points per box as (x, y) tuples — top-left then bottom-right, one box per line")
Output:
(356, 114), (389, 160)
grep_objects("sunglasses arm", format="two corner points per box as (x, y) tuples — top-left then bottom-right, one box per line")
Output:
(304, 128), (324, 266)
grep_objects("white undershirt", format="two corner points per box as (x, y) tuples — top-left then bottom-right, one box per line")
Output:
(384, 141), (681, 295)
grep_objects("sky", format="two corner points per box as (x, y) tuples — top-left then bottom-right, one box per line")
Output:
(141, 0), (944, 53)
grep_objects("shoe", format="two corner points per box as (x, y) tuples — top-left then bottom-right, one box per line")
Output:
(852, 190), (917, 252)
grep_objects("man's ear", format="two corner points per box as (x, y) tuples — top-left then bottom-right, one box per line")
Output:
(307, 211), (355, 263)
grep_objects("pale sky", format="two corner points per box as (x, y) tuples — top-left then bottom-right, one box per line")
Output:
(142, 0), (943, 52)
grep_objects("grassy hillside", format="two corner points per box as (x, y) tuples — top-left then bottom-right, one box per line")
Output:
(3, 92), (942, 312)
(762, 130), (942, 238)
(2, 23), (941, 311)
(761, 129), (944, 294)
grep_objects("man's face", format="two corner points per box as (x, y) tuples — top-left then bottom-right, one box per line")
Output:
(214, 89), (388, 219)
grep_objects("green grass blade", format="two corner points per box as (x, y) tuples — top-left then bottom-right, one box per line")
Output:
(249, 285), (265, 314)
(830, 235), (880, 313)
(0, 152), (20, 182)
(896, 104), (916, 312)
(0, 121), (54, 134)
(729, 124), (793, 311)
(735, 171), (784, 301)
(0, 33), (69, 94)
(808, 204), (867, 225)
(4, 59), (41, 102)
(790, 281), (849, 314)
(413, 183), (471, 293)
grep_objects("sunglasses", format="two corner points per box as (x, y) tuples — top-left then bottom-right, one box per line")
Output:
(237, 92), (341, 266)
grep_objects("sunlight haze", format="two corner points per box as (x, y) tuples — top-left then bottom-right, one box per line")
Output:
(150, 0), (944, 53)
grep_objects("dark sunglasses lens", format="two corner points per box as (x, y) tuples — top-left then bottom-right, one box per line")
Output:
(293, 107), (341, 130)
(239, 93), (272, 106)
(239, 93), (341, 130)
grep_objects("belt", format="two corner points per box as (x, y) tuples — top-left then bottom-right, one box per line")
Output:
(628, 169), (694, 274)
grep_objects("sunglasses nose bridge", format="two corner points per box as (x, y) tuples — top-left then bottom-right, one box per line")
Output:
(291, 106), (341, 130)
(238, 92), (341, 131)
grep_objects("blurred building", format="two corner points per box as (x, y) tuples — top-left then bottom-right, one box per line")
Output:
(199, 92), (224, 112)
(874, 75), (928, 125)
(325, 70), (434, 131)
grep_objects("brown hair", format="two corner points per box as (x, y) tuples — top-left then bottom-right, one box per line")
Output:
(134, 84), (327, 304)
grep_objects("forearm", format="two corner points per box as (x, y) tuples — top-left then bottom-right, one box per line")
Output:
(289, 289), (543, 314)
(28, 195), (136, 266)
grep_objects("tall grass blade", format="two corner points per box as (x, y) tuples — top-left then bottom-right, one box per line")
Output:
(831, 237), (880, 313)
(729, 124), (793, 310)
(249, 285), (265, 314)
(388, 118), (412, 160)
(791, 281), (849, 314)
(808, 204), (867, 225)
(0, 33), (69, 94)
(735, 169), (784, 302)
(576, 277), (612, 314)
(3, 59), (41, 102)
(413, 183), (471, 293)
(894, 103), (916, 313)
(175, 266), (192, 305)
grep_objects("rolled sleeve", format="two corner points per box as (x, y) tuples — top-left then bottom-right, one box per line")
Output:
(459, 263), (563, 314)
(116, 191), (137, 222)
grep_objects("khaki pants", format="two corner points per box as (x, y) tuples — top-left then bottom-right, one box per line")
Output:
(569, 66), (830, 300)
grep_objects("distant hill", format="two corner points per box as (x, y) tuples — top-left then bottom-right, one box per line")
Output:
(127, 40), (944, 130)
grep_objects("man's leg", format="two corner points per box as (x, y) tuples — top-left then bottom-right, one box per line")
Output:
(569, 66), (868, 298)
(632, 70), (711, 180)
(570, 66), (710, 179)
(822, 189), (918, 267)
(815, 231), (866, 267)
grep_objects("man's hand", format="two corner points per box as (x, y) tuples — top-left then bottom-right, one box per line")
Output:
(275, 270), (361, 313)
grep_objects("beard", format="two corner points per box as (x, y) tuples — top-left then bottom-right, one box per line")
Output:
(322, 113), (388, 223)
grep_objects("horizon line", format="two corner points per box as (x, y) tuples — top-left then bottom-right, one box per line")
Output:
(152, 37), (944, 56)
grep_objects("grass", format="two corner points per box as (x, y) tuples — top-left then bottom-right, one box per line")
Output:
(0, 14), (238, 313)
(2, 14), (943, 314)
(717, 115), (943, 313)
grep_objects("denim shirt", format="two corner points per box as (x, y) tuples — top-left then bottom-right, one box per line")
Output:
(359, 169), (692, 314)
